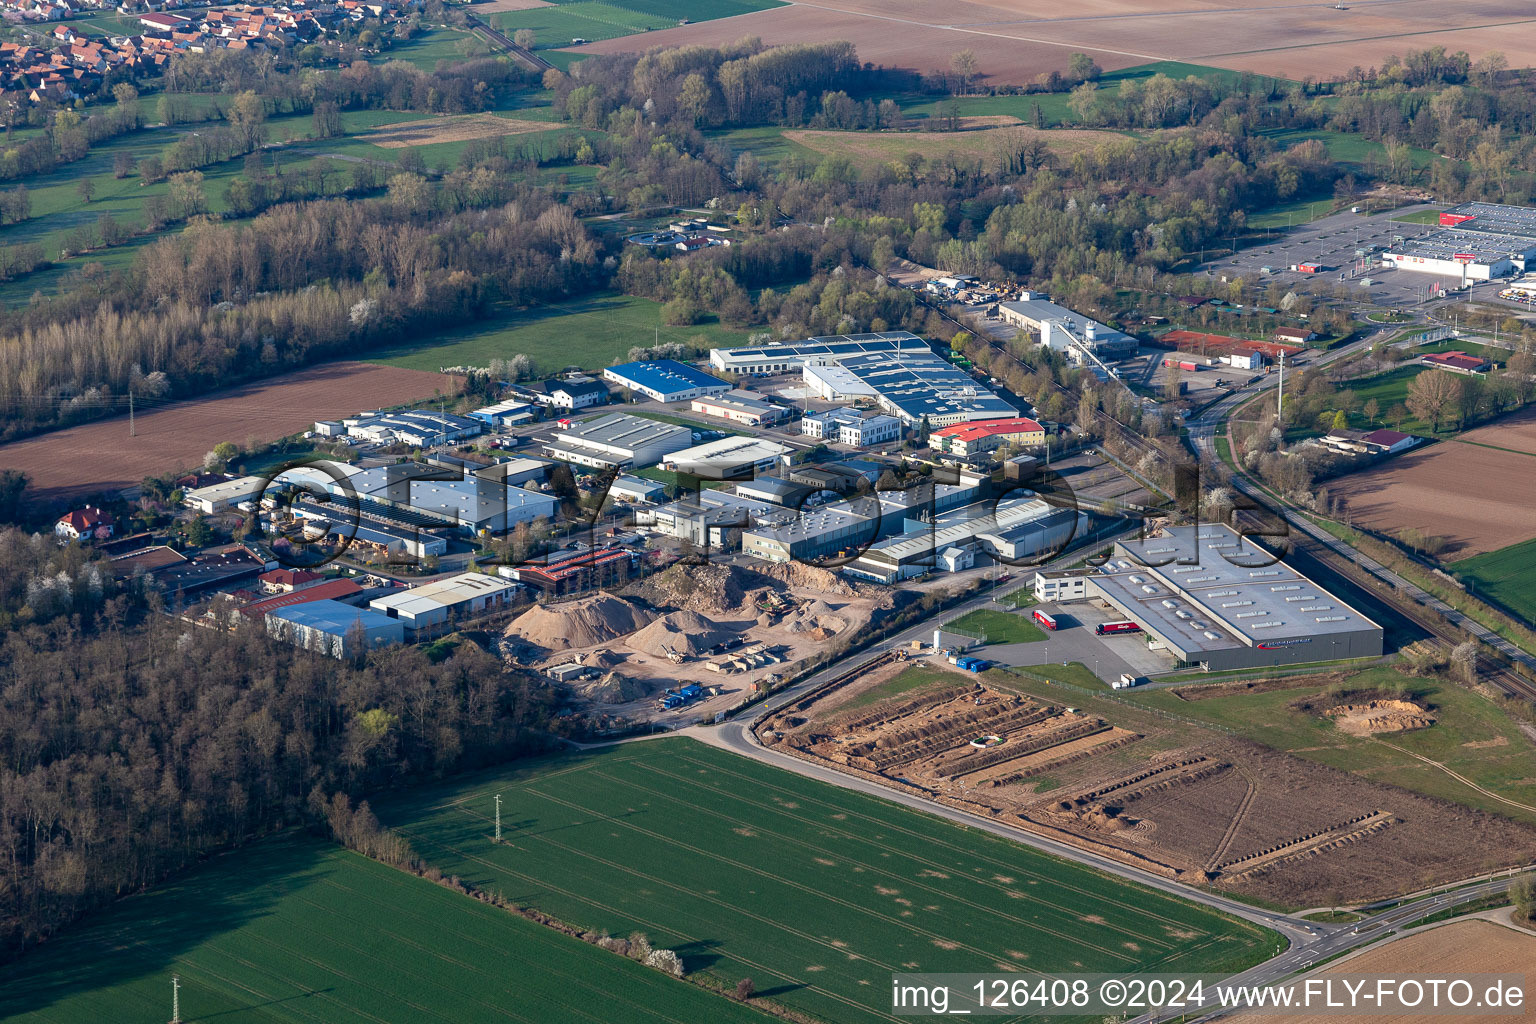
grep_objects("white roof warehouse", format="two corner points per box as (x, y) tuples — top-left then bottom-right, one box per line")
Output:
(368, 572), (517, 632)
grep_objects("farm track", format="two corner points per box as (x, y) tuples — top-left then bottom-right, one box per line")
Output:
(1205, 766), (1258, 872)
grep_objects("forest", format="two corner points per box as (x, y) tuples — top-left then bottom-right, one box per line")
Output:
(0, 528), (562, 955)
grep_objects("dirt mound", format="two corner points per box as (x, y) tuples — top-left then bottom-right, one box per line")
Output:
(1326, 700), (1436, 736)
(788, 599), (848, 636)
(575, 672), (652, 705)
(758, 561), (865, 598)
(626, 610), (736, 658)
(626, 562), (770, 616)
(504, 592), (656, 649)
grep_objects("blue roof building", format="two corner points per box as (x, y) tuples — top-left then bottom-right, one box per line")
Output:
(602, 359), (731, 403)
(266, 599), (405, 658)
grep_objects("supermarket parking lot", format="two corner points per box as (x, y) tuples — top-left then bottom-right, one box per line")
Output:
(1200, 207), (1458, 306)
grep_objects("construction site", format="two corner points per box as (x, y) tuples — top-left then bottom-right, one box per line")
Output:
(758, 658), (1536, 906)
(500, 561), (890, 724)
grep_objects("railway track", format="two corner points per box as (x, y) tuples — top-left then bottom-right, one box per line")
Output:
(921, 290), (1536, 703)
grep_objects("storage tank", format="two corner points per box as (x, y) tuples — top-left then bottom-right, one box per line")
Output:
(933, 628), (942, 651)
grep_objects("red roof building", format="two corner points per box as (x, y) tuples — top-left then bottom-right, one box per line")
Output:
(55, 506), (115, 541)
(1422, 351), (1491, 374)
(237, 579), (362, 620)
(258, 567), (324, 593)
(929, 417), (1046, 457)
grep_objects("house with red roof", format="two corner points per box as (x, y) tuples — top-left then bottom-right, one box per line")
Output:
(55, 506), (115, 542)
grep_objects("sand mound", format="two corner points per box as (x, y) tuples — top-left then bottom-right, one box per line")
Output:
(1326, 699), (1436, 736)
(504, 592), (656, 649)
(789, 599), (848, 635)
(627, 610), (735, 658)
(575, 672), (652, 705)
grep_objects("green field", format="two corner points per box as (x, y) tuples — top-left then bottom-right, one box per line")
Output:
(839, 663), (956, 711)
(0, 834), (771, 1024)
(367, 292), (751, 375)
(946, 607), (1046, 645)
(1336, 364), (1444, 435)
(1453, 538), (1536, 627)
(377, 739), (1276, 1024)
(1126, 667), (1536, 822)
(508, 0), (785, 52)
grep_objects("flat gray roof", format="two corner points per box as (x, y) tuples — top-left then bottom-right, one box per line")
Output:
(1088, 572), (1243, 654)
(561, 413), (691, 449)
(1111, 525), (1380, 643)
(1390, 227), (1536, 262)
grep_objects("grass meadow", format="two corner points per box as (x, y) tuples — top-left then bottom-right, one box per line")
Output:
(366, 292), (752, 375)
(1126, 667), (1536, 823)
(0, 834), (771, 1024)
(377, 738), (1276, 1024)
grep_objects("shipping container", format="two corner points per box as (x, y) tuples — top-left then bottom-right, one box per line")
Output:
(1032, 609), (1058, 631)
(1095, 620), (1142, 636)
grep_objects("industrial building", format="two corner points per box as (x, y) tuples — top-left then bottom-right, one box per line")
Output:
(500, 546), (635, 597)
(638, 489), (795, 547)
(234, 578), (363, 623)
(800, 407), (902, 447)
(1083, 525), (1383, 671)
(607, 474), (667, 504)
(368, 572), (517, 633)
(998, 294), (1139, 363)
(543, 413), (694, 470)
(802, 352), (1018, 428)
(468, 400), (539, 429)
(708, 332), (931, 375)
(1435, 201), (1536, 237)
(517, 377), (609, 410)
(184, 475), (269, 514)
(266, 599), (405, 658)
(288, 500), (450, 560)
(659, 436), (791, 479)
(336, 466), (558, 535)
(847, 497), (1086, 583)
(1034, 568), (1094, 603)
(602, 359), (731, 403)
(689, 389), (787, 426)
(316, 410), (483, 447)
(1383, 228), (1536, 282)
(733, 477), (812, 507)
(929, 417), (1045, 458)
(739, 472), (988, 564)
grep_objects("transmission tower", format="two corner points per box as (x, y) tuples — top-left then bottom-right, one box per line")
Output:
(494, 793), (503, 843)
(169, 975), (181, 1024)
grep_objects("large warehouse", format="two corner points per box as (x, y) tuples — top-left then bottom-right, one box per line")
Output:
(1084, 524), (1383, 671)
(998, 294), (1138, 363)
(1383, 227), (1536, 282)
(658, 436), (791, 479)
(1385, 201), (1536, 281)
(803, 352), (1018, 428)
(543, 413), (693, 470)
(602, 360), (731, 403)
(708, 332), (930, 374)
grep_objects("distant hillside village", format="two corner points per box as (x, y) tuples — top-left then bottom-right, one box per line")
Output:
(0, 0), (403, 101)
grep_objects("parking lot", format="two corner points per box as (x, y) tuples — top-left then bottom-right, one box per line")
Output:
(1200, 206), (1461, 307)
(954, 598), (1177, 682)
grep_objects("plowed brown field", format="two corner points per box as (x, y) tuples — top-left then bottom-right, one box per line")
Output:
(571, 0), (1534, 84)
(1327, 439), (1536, 559)
(0, 362), (451, 504)
(1245, 920), (1536, 1024)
